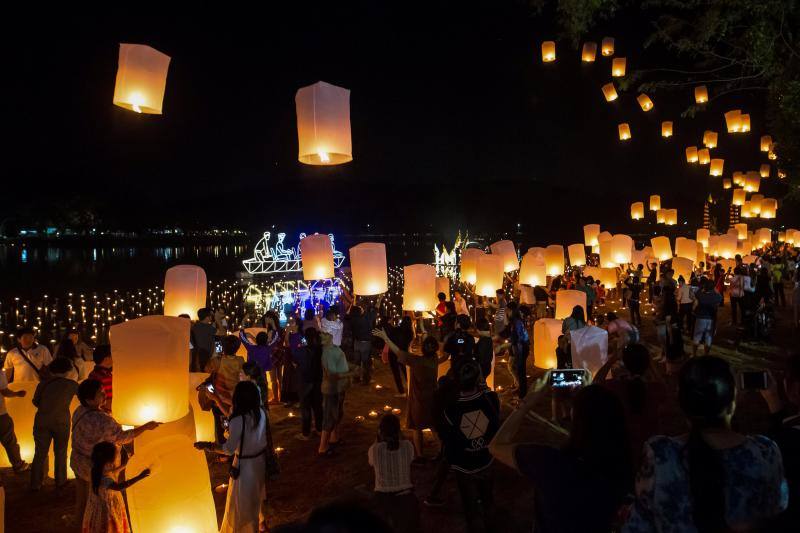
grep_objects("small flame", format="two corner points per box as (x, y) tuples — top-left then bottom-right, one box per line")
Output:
(318, 151), (330, 163)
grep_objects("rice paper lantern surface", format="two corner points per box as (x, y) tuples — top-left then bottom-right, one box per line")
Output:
(734, 223), (748, 240)
(610, 234), (633, 265)
(649, 195), (661, 211)
(637, 94), (654, 111)
(555, 290), (587, 320)
(710, 159), (724, 176)
(300, 233), (335, 280)
(685, 146), (698, 163)
(750, 194), (764, 214)
(598, 231), (613, 244)
(724, 109), (742, 133)
(732, 189), (746, 206)
(760, 198), (777, 219)
(490, 239), (519, 272)
(723, 179), (731, 189)
(569, 326), (608, 375)
(581, 42), (597, 62)
(295, 81), (352, 165)
(113, 43), (171, 114)
(533, 318), (562, 369)
(601, 83), (618, 102)
(651, 236), (672, 261)
(541, 41), (556, 62)
(631, 202), (645, 220)
(598, 240), (615, 268)
(583, 224), (601, 246)
(665, 209), (678, 225)
(612, 57), (626, 77)
(755, 228), (772, 245)
(696, 242), (707, 265)
(760, 135), (772, 152)
(111, 316), (190, 426)
(675, 238), (697, 261)
(567, 244), (586, 266)
(717, 234), (738, 259)
(656, 209), (667, 224)
(188, 374), (216, 442)
(520, 285), (535, 305)
(694, 85), (708, 103)
(733, 171), (744, 186)
(349, 242), (388, 295)
(582, 266), (602, 283)
(618, 123), (631, 140)
(601, 37), (615, 56)
(698, 148), (710, 165)
(459, 248), (484, 284)
(403, 264), (437, 311)
(0, 382), (37, 466)
(696, 229), (710, 248)
(661, 122), (673, 137)
(475, 255), (504, 297)
(744, 172), (761, 192)
(163, 265), (207, 319)
(519, 253), (547, 287)
(741, 201), (754, 218)
(544, 245), (565, 277)
(760, 164), (770, 178)
(703, 131), (718, 149)
(435, 276), (451, 301)
(672, 257), (694, 282)
(599, 268), (617, 289)
(741, 114), (751, 132)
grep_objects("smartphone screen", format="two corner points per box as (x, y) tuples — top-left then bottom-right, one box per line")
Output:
(739, 371), (768, 390)
(205, 383), (215, 394)
(550, 369), (586, 389)
(215, 341), (222, 354)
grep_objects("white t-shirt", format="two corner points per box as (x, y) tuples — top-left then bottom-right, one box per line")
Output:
(320, 318), (344, 347)
(3, 345), (53, 383)
(368, 440), (414, 492)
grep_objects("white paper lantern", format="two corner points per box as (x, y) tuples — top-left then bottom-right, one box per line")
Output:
(349, 243), (388, 295)
(476, 255), (504, 297)
(567, 244), (586, 267)
(163, 265), (207, 320)
(544, 245), (565, 277)
(489, 240), (519, 272)
(555, 290), (587, 320)
(113, 43), (171, 114)
(300, 233), (335, 280)
(295, 81), (352, 165)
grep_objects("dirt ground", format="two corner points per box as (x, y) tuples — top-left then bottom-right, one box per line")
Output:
(3, 295), (797, 533)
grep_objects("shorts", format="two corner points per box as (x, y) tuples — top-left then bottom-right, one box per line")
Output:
(693, 318), (715, 346)
(322, 392), (345, 431)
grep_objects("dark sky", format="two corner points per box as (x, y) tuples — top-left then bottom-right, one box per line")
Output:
(8, 2), (785, 241)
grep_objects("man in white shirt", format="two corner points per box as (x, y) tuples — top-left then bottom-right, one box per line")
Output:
(320, 308), (344, 347)
(3, 327), (53, 383)
(453, 291), (469, 317)
(0, 368), (30, 472)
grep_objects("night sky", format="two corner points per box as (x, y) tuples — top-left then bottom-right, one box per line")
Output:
(8, 2), (786, 241)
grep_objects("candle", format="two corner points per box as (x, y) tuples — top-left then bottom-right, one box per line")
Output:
(383, 405), (392, 412)
(391, 408), (402, 415)
(368, 410), (379, 419)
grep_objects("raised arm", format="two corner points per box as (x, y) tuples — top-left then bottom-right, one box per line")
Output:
(372, 328), (413, 364)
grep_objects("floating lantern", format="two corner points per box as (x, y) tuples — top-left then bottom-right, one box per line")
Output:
(555, 290), (588, 320)
(686, 146), (698, 163)
(760, 198), (777, 219)
(544, 245), (565, 277)
(403, 264), (437, 310)
(583, 266), (602, 283)
(744, 172), (761, 193)
(672, 257), (694, 282)
(694, 85), (708, 104)
(717, 234), (738, 259)
(475, 255), (504, 297)
(732, 171), (744, 186)
(490, 240), (519, 272)
(724, 109), (742, 133)
(519, 253), (547, 287)
(601, 83), (618, 102)
(755, 228), (771, 245)
(612, 57), (626, 77)
(741, 201), (754, 218)
(703, 131), (718, 149)
(435, 276), (451, 301)
(675, 238), (698, 261)
(541, 41), (556, 62)
(734, 223), (748, 240)
(599, 268), (618, 289)
(520, 285), (535, 305)
(656, 209), (667, 224)
(631, 202), (645, 220)
(459, 248), (484, 284)
(113, 43), (171, 114)
(111, 315), (190, 426)
(637, 94), (654, 111)
(760, 135), (772, 152)
(611, 234), (633, 264)
(709, 159), (724, 176)
(349, 243), (388, 295)
(750, 194), (764, 214)
(581, 42), (597, 62)
(778, 169), (786, 179)
(300, 233), (334, 280)
(296, 81), (352, 165)
(0, 382), (37, 466)
(651, 236), (672, 261)
(768, 145), (777, 160)
(732, 188), (746, 206)
(583, 224), (601, 247)
(664, 209), (678, 225)
(598, 240), (615, 268)
(188, 374), (216, 442)
(618, 123), (631, 140)
(567, 244), (586, 267)
(533, 318), (562, 369)
(697, 242), (707, 265)
(598, 231), (613, 245)
(785, 229), (798, 245)
(163, 265), (207, 320)
(696, 229), (710, 249)
(698, 148), (710, 165)
(760, 164), (770, 178)
(526, 247), (546, 264)
(649, 195), (661, 211)
(661, 121), (673, 137)
(601, 37), (615, 56)
(723, 178), (731, 189)
(740, 114), (751, 132)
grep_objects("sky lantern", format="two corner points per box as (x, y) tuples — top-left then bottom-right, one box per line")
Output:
(601, 83), (618, 102)
(436, 276), (451, 301)
(555, 290), (587, 320)
(732, 171), (744, 186)
(768, 144), (777, 160)
(649, 195), (661, 211)
(651, 236), (672, 261)
(581, 42), (597, 62)
(631, 202), (645, 220)
(723, 178), (731, 189)
(598, 231), (613, 245)
(112, 316), (190, 426)
(717, 234), (738, 258)
(664, 209), (678, 225)
(163, 265), (207, 320)
(760, 198), (777, 219)
(601, 37), (615, 56)
(618, 123), (631, 140)
(567, 244), (586, 267)
(661, 121), (673, 137)
(760, 164), (770, 178)
(740, 114), (751, 132)
(611, 57), (626, 77)
(734, 223), (748, 240)
(598, 240), (615, 268)
(724, 109), (742, 133)
(732, 188), (746, 206)
(295, 81), (352, 165)
(672, 257), (694, 282)
(533, 318), (561, 369)
(785, 229), (798, 245)
(636, 94), (654, 111)
(698, 148), (710, 165)
(611, 234), (633, 264)
(403, 264), (437, 310)
(113, 43), (171, 114)
(188, 375), (216, 442)
(760, 135), (772, 152)
(694, 85), (708, 103)
(0, 382), (37, 465)
(544, 245), (565, 277)
(519, 253), (547, 287)
(475, 255), (504, 297)
(598, 268), (617, 289)
(744, 172), (761, 192)
(686, 146), (698, 163)
(696, 242), (707, 265)
(696, 229), (710, 249)
(490, 240), (519, 272)
(741, 201), (754, 218)
(709, 159), (724, 176)
(583, 224), (601, 247)
(674, 237), (696, 260)
(703, 131), (718, 148)
(750, 194), (764, 213)
(349, 243), (388, 295)
(656, 209), (667, 224)
(300, 234), (334, 280)
(459, 248), (483, 284)
(541, 41), (556, 62)
(755, 228), (772, 245)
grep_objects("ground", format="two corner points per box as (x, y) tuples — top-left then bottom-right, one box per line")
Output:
(3, 295), (797, 533)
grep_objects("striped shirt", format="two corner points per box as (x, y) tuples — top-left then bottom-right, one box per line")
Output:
(87, 366), (113, 411)
(368, 440), (414, 493)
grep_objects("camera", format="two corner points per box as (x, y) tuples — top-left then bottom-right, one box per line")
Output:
(738, 370), (768, 391)
(549, 369), (587, 389)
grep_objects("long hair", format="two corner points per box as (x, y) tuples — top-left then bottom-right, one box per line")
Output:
(90, 441), (117, 494)
(678, 356), (735, 533)
(378, 414), (401, 451)
(622, 344), (651, 415)
(570, 305), (586, 325)
(230, 380), (262, 428)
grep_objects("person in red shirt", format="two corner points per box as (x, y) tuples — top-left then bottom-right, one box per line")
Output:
(88, 345), (113, 413)
(434, 292), (447, 328)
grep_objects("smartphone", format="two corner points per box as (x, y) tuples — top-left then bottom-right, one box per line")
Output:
(738, 371), (768, 391)
(214, 341), (222, 354)
(205, 383), (215, 394)
(549, 369), (587, 389)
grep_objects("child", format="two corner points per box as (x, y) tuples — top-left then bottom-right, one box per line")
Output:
(597, 283), (607, 306)
(367, 414), (419, 533)
(83, 441), (150, 532)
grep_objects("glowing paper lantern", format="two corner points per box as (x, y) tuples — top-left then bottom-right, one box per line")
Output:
(300, 233), (335, 280)
(741, 201), (754, 218)
(567, 244), (586, 267)
(768, 145), (777, 160)
(349, 243), (388, 295)
(741, 114), (751, 132)
(0, 382), (37, 466)
(637, 94), (654, 111)
(717, 234), (737, 259)
(760, 164), (770, 178)
(710, 159), (724, 176)
(459, 248), (484, 284)
(665, 209), (678, 226)
(697, 242), (707, 265)
(760, 198), (777, 219)
(723, 178), (731, 189)
(675, 238), (698, 261)
(599, 240), (615, 268)
(188, 374), (216, 442)
(649, 195), (661, 211)
(750, 194), (764, 214)
(490, 240), (519, 272)
(734, 223), (748, 240)
(612, 57), (626, 77)
(611, 234), (633, 264)
(599, 268), (617, 290)
(744, 172), (761, 193)
(541, 41), (556, 62)
(163, 265), (207, 320)
(618, 123), (631, 140)
(661, 121), (673, 137)
(533, 318), (562, 369)
(785, 229), (799, 245)
(296, 81), (352, 165)
(435, 276), (451, 301)
(544, 245), (565, 277)
(601, 83), (618, 102)
(733, 171), (744, 186)
(698, 148), (710, 165)
(403, 264), (437, 311)
(672, 257), (693, 282)
(601, 37), (615, 56)
(686, 146), (698, 163)
(656, 209), (667, 224)
(520, 285), (535, 305)
(555, 290), (587, 320)
(583, 224), (601, 246)
(696, 229), (710, 249)
(631, 202), (645, 220)
(702, 131), (718, 149)
(570, 326), (609, 375)
(113, 43), (171, 114)
(651, 236), (672, 261)
(694, 85), (708, 104)
(760, 135), (772, 152)
(475, 255), (504, 297)
(732, 188), (746, 206)
(755, 228), (771, 245)
(519, 253), (547, 287)
(581, 42), (597, 62)
(111, 315), (190, 426)
(598, 231), (613, 245)
(526, 247), (546, 264)
(725, 109), (742, 133)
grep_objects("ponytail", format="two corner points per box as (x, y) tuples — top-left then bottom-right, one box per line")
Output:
(378, 414), (401, 451)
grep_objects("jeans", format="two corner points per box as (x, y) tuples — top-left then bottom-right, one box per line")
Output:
(455, 468), (494, 533)
(299, 382), (322, 436)
(31, 421), (70, 488)
(0, 413), (23, 468)
(629, 301), (641, 326)
(354, 340), (372, 384)
(513, 341), (530, 399)
(678, 303), (693, 331)
(730, 296), (742, 324)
